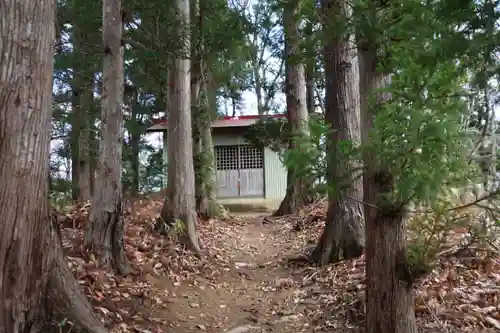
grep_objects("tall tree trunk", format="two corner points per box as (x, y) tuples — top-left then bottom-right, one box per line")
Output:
(197, 74), (222, 217)
(191, 0), (222, 217)
(71, 17), (95, 202)
(70, 69), (93, 202)
(304, 22), (316, 115)
(231, 97), (237, 117)
(86, 0), (128, 274)
(0, 1), (106, 331)
(254, 65), (265, 117)
(191, 0), (204, 212)
(154, 89), (169, 190)
(206, 68), (219, 120)
(157, 0), (201, 254)
(71, 24), (84, 201)
(357, 3), (417, 332)
(89, 115), (98, 196)
(311, 0), (364, 265)
(71, 68), (83, 201)
(130, 132), (141, 195)
(274, 0), (310, 216)
(162, 130), (168, 189)
(130, 93), (141, 196)
(306, 66), (315, 115)
(88, 97), (99, 197)
(192, 86), (219, 217)
(199, 110), (219, 213)
(78, 75), (94, 202)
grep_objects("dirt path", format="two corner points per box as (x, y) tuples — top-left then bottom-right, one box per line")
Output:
(66, 199), (500, 333)
(142, 215), (307, 333)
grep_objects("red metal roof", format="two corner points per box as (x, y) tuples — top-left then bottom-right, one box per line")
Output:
(147, 114), (286, 132)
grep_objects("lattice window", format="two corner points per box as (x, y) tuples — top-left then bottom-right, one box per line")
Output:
(215, 145), (264, 170)
(215, 146), (239, 170)
(239, 145), (264, 169)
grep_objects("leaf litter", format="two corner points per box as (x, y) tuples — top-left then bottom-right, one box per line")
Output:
(56, 197), (500, 333)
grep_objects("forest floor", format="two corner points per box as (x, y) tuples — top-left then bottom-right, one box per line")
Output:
(59, 197), (500, 333)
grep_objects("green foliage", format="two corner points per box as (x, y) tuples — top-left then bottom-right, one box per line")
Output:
(397, 239), (436, 283)
(157, 216), (187, 240)
(282, 115), (329, 194)
(371, 63), (470, 204)
(243, 117), (288, 153)
(406, 239), (434, 272)
(50, 0), (500, 232)
(50, 182), (72, 211)
(51, 0), (285, 201)
(193, 147), (215, 194)
(172, 218), (187, 236)
(245, 115), (329, 195)
(140, 149), (165, 193)
(356, 0), (500, 206)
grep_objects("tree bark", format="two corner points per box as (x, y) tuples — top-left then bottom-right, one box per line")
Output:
(254, 62), (265, 117)
(0, 1), (106, 331)
(357, 3), (418, 332)
(306, 65), (315, 115)
(157, 0), (201, 254)
(70, 19), (95, 203)
(71, 66), (83, 201)
(274, 0), (310, 216)
(191, 0), (205, 213)
(304, 22), (316, 115)
(129, 91), (141, 196)
(86, 0), (128, 274)
(311, 0), (364, 265)
(191, 0), (222, 218)
(130, 131), (141, 195)
(78, 80), (94, 202)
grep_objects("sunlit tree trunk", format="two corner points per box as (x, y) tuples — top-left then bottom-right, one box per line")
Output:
(86, 0), (128, 274)
(357, 2), (417, 332)
(158, 0), (201, 254)
(311, 0), (364, 265)
(274, 0), (310, 216)
(0, 1), (106, 331)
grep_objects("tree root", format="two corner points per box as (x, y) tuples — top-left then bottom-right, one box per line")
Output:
(274, 187), (300, 216)
(310, 206), (364, 266)
(85, 205), (130, 275)
(155, 211), (202, 257)
(43, 218), (107, 333)
(205, 200), (228, 218)
(274, 180), (312, 217)
(196, 199), (228, 219)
